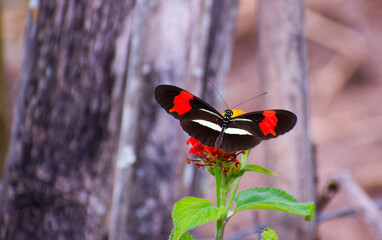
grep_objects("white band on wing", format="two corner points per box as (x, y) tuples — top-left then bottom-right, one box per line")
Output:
(230, 118), (252, 122)
(192, 120), (222, 132)
(192, 119), (252, 135)
(199, 108), (222, 118)
(225, 128), (252, 135)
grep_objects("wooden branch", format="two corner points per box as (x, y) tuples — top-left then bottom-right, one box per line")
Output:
(316, 182), (339, 213)
(330, 171), (382, 240)
(318, 200), (382, 222)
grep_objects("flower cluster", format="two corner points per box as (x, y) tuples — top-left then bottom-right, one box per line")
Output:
(186, 137), (243, 175)
(185, 109), (246, 175)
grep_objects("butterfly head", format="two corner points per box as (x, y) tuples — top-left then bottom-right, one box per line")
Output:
(223, 109), (233, 121)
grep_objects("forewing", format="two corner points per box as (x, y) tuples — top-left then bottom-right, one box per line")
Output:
(180, 109), (223, 148)
(154, 85), (220, 120)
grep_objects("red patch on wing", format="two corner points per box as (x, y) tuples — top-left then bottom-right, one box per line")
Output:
(169, 91), (194, 115)
(259, 110), (278, 136)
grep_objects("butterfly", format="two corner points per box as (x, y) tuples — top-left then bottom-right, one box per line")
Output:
(154, 85), (297, 152)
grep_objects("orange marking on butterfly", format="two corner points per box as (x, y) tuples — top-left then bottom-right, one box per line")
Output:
(169, 91), (194, 115)
(259, 110), (278, 136)
(222, 109), (245, 117)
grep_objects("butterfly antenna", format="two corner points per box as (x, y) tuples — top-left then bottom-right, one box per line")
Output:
(231, 92), (268, 110)
(207, 79), (229, 109)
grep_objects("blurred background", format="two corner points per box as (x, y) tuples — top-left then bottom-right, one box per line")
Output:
(1, 0), (381, 239)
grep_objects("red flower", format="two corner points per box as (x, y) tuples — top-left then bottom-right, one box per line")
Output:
(187, 137), (221, 158)
(186, 137), (243, 174)
(185, 109), (246, 174)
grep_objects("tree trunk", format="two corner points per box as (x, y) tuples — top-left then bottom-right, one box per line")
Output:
(109, 0), (238, 239)
(0, 5), (9, 178)
(257, 0), (317, 239)
(0, 1), (133, 239)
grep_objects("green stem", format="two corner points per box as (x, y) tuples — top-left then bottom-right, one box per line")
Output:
(215, 150), (252, 239)
(214, 167), (221, 207)
(214, 166), (224, 240)
(240, 149), (251, 168)
(215, 218), (225, 240)
(225, 150), (251, 220)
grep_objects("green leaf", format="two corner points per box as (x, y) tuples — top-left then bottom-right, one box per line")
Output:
(169, 229), (194, 240)
(172, 197), (225, 240)
(259, 228), (278, 240)
(242, 164), (276, 176)
(233, 187), (315, 221)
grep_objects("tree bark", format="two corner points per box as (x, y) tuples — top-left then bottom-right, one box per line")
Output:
(109, 0), (238, 239)
(190, 0), (239, 200)
(0, 5), (9, 177)
(0, 1), (133, 239)
(257, 0), (317, 239)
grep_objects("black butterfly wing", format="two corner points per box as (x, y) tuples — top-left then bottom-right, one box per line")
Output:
(155, 85), (297, 152)
(219, 116), (262, 152)
(220, 109), (297, 151)
(236, 109), (297, 139)
(155, 84), (224, 147)
(154, 85), (221, 120)
(180, 109), (224, 148)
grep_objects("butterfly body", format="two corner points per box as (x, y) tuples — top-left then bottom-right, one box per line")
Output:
(215, 109), (233, 149)
(155, 85), (297, 152)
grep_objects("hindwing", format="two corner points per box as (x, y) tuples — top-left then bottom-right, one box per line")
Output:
(233, 110), (297, 140)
